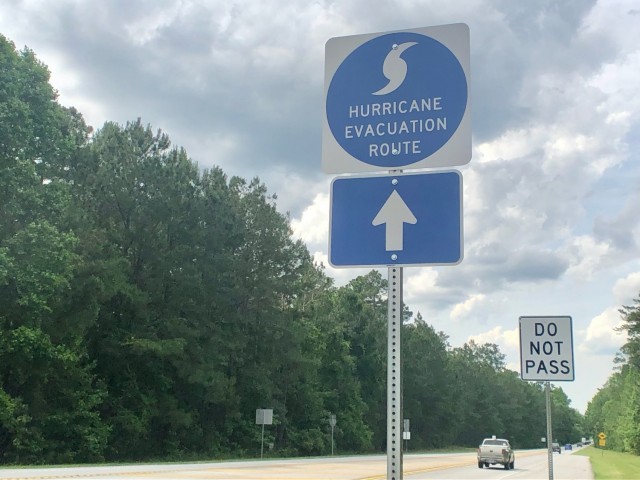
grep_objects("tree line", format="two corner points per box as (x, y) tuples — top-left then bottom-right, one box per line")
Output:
(584, 297), (640, 453)
(0, 34), (584, 464)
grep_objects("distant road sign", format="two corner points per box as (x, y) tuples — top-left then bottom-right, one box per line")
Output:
(255, 409), (273, 425)
(329, 171), (462, 267)
(329, 414), (337, 427)
(519, 316), (575, 382)
(322, 23), (470, 173)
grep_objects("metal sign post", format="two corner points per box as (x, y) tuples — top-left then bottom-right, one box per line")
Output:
(387, 266), (403, 480)
(545, 381), (554, 480)
(329, 414), (337, 455)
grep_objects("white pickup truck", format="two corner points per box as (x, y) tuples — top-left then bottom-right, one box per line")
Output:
(477, 437), (515, 469)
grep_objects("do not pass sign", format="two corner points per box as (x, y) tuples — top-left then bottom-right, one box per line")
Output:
(519, 316), (574, 382)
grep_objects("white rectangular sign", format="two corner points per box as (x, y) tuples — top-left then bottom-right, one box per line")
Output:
(519, 316), (575, 382)
(256, 408), (273, 425)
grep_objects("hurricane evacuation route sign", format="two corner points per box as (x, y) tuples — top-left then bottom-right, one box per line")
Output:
(519, 316), (575, 382)
(322, 23), (470, 173)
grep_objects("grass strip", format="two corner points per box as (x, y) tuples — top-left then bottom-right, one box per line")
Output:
(574, 446), (640, 479)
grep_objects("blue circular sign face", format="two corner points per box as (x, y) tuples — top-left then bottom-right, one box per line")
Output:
(326, 32), (467, 168)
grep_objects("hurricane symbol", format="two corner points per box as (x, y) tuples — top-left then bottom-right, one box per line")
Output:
(372, 42), (418, 96)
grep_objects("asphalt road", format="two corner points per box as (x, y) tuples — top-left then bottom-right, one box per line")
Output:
(407, 449), (593, 479)
(0, 448), (593, 480)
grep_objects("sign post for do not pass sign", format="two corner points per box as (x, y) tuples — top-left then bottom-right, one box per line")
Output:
(519, 316), (575, 382)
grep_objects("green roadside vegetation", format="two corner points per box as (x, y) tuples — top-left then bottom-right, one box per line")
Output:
(0, 32), (588, 465)
(575, 446), (640, 479)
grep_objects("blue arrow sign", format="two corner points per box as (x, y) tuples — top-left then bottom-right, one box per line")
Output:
(322, 24), (470, 174)
(329, 171), (463, 267)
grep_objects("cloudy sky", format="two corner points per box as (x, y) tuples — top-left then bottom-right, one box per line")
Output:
(2, 0), (639, 414)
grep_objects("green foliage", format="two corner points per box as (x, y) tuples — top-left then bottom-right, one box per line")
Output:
(4, 221), (78, 318)
(0, 33), (585, 464)
(0, 326), (108, 463)
(0, 34), (107, 464)
(403, 314), (454, 448)
(620, 297), (640, 368)
(575, 446), (640, 479)
(549, 387), (583, 444)
(584, 293), (640, 455)
(622, 372), (640, 454)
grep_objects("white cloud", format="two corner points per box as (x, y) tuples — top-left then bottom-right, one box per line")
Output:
(405, 268), (440, 299)
(582, 0), (640, 57)
(474, 127), (546, 164)
(468, 325), (519, 351)
(451, 294), (486, 320)
(564, 236), (612, 280)
(579, 307), (627, 355)
(613, 272), (640, 304)
(591, 50), (640, 107)
(124, 3), (183, 45)
(290, 192), (329, 247)
(326, 265), (374, 288)
(503, 327), (520, 350)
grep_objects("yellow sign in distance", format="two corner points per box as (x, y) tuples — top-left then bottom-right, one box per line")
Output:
(599, 439), (606, 447)
(598, 432), (606, 440)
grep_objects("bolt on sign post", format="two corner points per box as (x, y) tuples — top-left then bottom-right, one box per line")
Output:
(519, 316), (575, 480)
(255, 408), (273, 459)
(324, 23), (470, 480)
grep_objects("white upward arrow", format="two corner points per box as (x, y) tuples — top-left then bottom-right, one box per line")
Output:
(372, 190), (417, 251)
